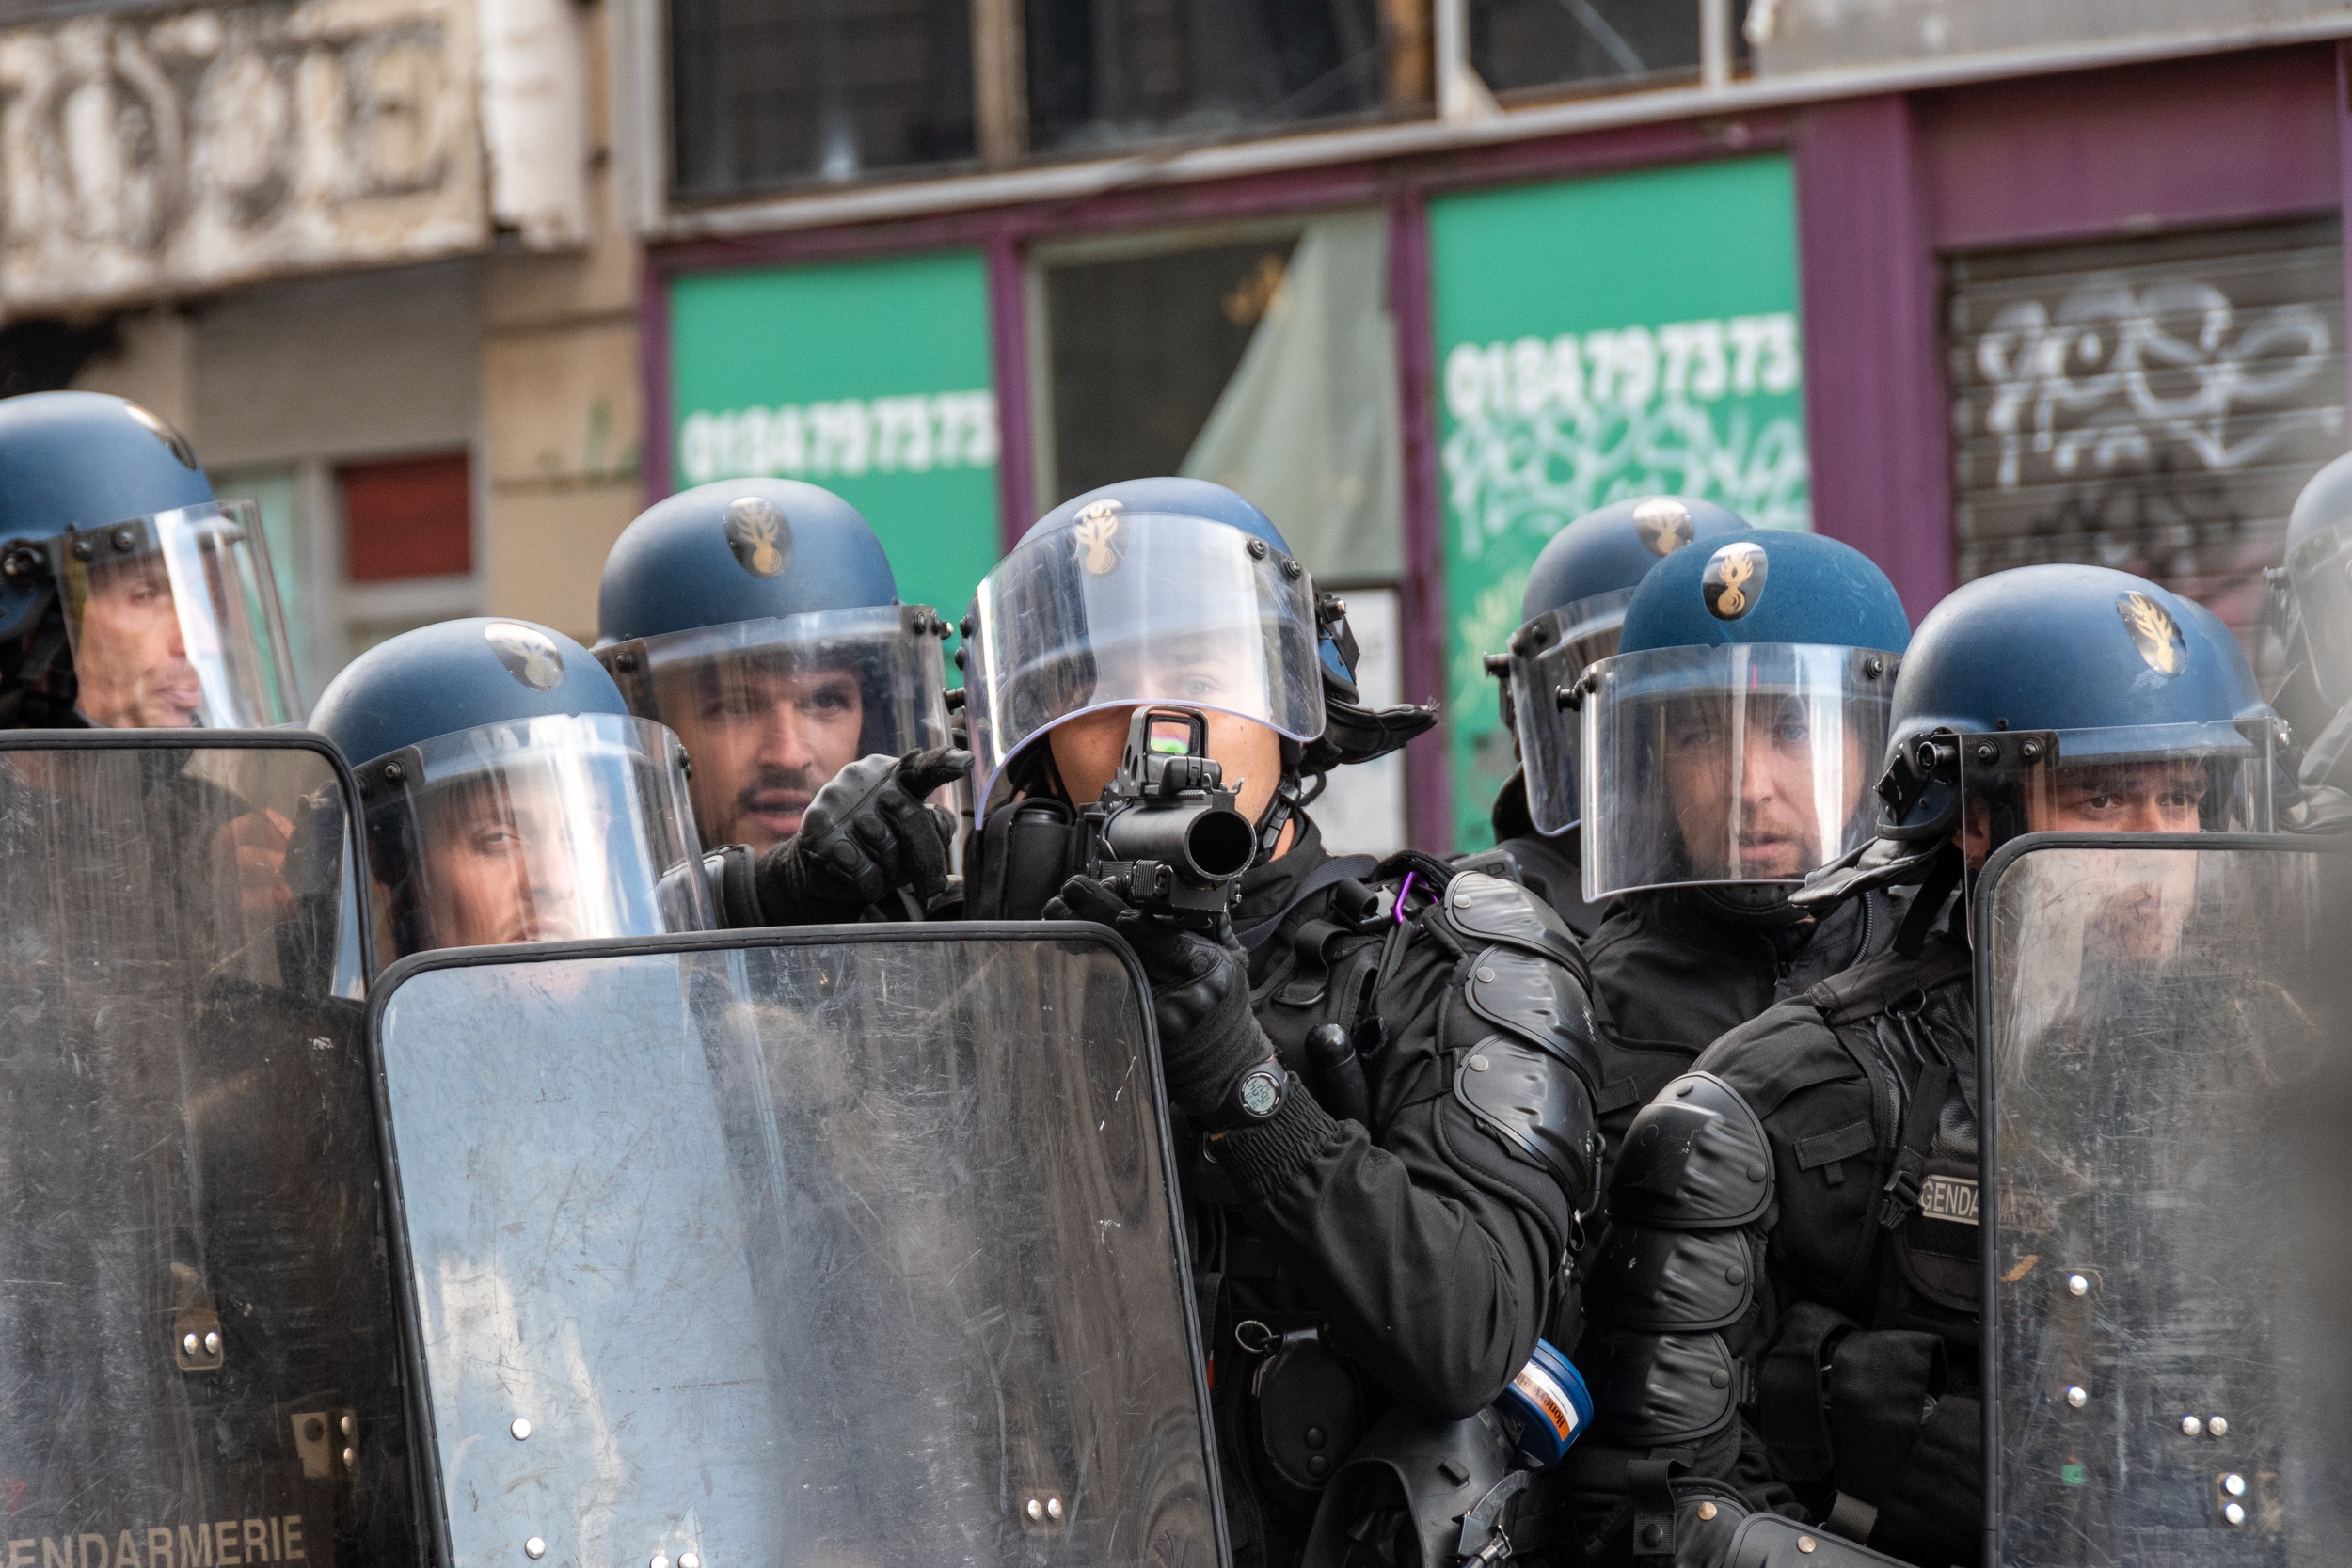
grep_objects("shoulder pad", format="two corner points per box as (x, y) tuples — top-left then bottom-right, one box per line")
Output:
(1436, 871), (1584, 974)
(1608, 1072), (1772, 1229)
(1693, 1004), (1870, 1120)
(1582, 1223), (1755, 1333)
(1454, 1037), (1599, 1201)
(1578, 1326), (1739, 1447)
(1465, 946), (1599, 1076)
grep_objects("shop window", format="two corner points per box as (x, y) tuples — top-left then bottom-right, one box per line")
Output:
(340, 452), (474, 582)
(1033, 212), (1406, 848)
(1027, 0), (1390, 154)
(671, 0), (977, 198)
(1947, 216), (2345, 673)
(1042, 232), (1295, 496)
(1471, 0), (1745, 100)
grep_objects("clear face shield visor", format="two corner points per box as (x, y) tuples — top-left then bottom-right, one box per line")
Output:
(596, 604), (955, 851)
(1963, 721), (2284, 982)
(1508, 586), (1636, 837)
(1958, 720), (2280, 855)
(963, 511), (1325, 821)
(356, 712), (715, 964)
(51, 499), (302, 730)
(1579, 643), (1900, 900)
(2285, 517), (2352, 710)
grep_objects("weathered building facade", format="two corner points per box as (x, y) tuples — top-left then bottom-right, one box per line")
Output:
(8, 0), (2351, 850)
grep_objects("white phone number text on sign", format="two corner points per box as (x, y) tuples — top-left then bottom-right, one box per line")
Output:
(678, 392), (1000, 485)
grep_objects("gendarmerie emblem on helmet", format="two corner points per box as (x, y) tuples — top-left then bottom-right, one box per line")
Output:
(1073, 500), (1123, 576)
(1703, 542), (1769, 620)
(723, 496), (792, 578)
(485, 621), (564, 690)
(2116, 591), (2187, 675)
(1634, 498), (1695, 557)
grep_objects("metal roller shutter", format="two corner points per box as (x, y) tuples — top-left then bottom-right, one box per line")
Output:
(1947, 215), (2345, 669)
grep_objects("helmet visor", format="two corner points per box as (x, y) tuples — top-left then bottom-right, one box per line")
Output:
(2286, 518), (2352, 709)
(1512, 588), (1636, 837)
(1581, 643), (1899, 899)
(964, 511), (1324, 819)
(359, 712), (714, 961)
(1958, 721), (2279, 863)
(55, 499), (302, 729)
(598, 604), (953, 851)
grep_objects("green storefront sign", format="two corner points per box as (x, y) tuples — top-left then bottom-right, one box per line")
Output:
(668, 249), (1000, 636)
(1431, 155), (1810, 850)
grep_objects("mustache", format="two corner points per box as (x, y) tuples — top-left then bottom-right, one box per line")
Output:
(1735, 806), (1812, 839)
(731, 762), (826, 811)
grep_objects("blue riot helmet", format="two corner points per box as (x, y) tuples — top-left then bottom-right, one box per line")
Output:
(1499, 496), (1750, 836)
(312, 618), (714, 963)
(1575, 529), (1911, 901)
(594, 480), (954, 852)
(1897, 566), (2278, 853)
(0, 391), (302, 729)
(965, 479), (1433, 850)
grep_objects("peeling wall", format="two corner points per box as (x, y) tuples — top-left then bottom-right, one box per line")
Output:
(0, 0), (495, 317)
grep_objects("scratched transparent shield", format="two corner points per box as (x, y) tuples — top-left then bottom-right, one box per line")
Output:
(1979, 834), (2352, 1566)
(370, 926), (1224, 1568)
(0, 735), (417, 1565)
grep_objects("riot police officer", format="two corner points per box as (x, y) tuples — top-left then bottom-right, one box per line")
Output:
(959, 476), (1602, 1568)
(1468, 496), (1747, 934)
(1569, 564), (2284, 1568)
(593, 479), (966, 924)
(2266, 451), (2352, 803)
(310, 617), (718, 959)
(0, 391), (303, 729)
(1564, 529), (1912, 1189)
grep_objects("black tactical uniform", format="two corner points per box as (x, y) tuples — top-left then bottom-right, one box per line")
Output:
(1578, 886), (1904, 1187)
(1566, 921), (1978, 1568)
(1062, 814), (1607, 1568)
(959, 480), (1609, 1568)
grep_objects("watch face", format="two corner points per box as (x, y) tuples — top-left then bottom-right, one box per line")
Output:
(1239, 1069), (1282, 1118)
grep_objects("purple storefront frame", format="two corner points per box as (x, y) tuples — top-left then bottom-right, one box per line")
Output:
(644, 41), (2348, 852)
(1794, 42), (2345, 624)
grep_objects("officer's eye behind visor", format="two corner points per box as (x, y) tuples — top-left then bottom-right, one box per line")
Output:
(963, 510), (1324, 822)
(54, 498), (302, 730)
(595, 604), (953, 853)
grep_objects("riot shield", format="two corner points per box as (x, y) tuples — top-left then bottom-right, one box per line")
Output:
(1979, 832), (2352, 1567)
(0, 734), (418, 1565)
(370, 925), (1224, 1568)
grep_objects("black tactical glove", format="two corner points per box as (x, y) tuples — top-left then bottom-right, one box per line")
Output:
(754, 746), (967, 924)
(1046, 873), (1276, 1127)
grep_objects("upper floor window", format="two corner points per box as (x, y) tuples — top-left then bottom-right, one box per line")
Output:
(671, 0), (980, 198)
(1026, 0), (1395, 155)
(1471, 0), (1747, 100)
(668, 0), (1430, 200)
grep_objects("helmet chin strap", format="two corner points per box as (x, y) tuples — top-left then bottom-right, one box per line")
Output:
(1251, 739), (1310, 861)
(1691, 880), (1806, 927)
(1255, 771), (1303, 860)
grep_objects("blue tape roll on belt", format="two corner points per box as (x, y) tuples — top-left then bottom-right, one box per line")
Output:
(1495, 1338), (1594, 1468)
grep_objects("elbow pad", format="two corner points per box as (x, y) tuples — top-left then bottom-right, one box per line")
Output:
(1432, 873), (1607, 1244)
(1579, 1071), (1772, 1449)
